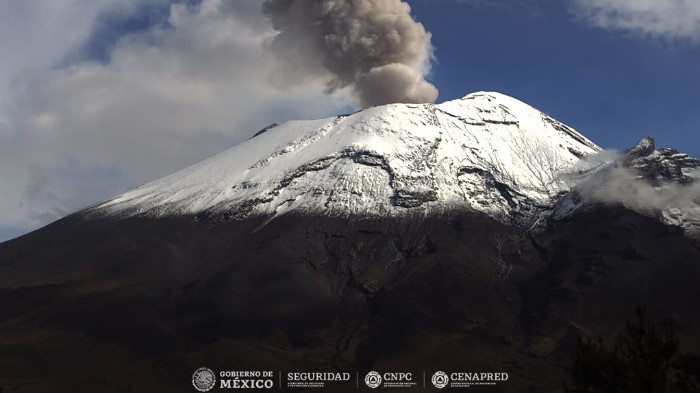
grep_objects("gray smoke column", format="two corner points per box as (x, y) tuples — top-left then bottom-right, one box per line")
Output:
(262, 0), (439, 108)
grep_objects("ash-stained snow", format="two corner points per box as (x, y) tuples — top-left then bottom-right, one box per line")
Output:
(90, 92), (601, 226)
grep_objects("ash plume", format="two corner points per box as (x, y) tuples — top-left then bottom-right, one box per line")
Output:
(262, 0), (439, 109)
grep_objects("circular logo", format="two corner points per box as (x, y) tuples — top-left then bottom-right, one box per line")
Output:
(192, 367), (216, 392)
(365, 371), (382, 389)
(431, 371), (449, 389)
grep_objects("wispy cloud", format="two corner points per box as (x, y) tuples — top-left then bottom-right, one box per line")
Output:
(572, 0), (700, 41)
(579, 166), (700, 216)
(565, 149), (700, 233)
(450, 0), (700, 41)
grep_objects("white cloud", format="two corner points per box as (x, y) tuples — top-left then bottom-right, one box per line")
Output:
(0, 0), (351, 239)
(0, 0), (166, 118)
(573, 0), (700, 41)
(579, 166), (700, 214)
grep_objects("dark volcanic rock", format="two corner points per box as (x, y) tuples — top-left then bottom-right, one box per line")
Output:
(0, 208), (699, 392)
(624, 136), (656, 161)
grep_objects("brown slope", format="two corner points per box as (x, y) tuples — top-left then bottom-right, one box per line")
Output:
(0, 207), (698, 392)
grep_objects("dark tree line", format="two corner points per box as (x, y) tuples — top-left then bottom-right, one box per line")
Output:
(566, 306), (700, 393)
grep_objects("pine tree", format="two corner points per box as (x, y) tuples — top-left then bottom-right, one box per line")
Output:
(565, 306), (700, 393)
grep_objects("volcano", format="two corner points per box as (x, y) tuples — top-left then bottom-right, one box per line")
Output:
(1, 92), (699, 392)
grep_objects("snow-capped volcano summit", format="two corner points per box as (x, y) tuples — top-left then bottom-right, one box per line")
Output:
(4, 93), (700, 393)
(92, 92), (600, 225)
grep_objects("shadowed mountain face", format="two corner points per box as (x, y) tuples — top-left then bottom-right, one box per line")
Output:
(1, 207), (699, 392)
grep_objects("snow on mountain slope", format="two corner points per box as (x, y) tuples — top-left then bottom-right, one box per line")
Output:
(90, 92), (601, 225)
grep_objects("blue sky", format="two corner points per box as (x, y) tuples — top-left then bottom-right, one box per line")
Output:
(0, 0), (698, 242)
(410, 0), (700, 156)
